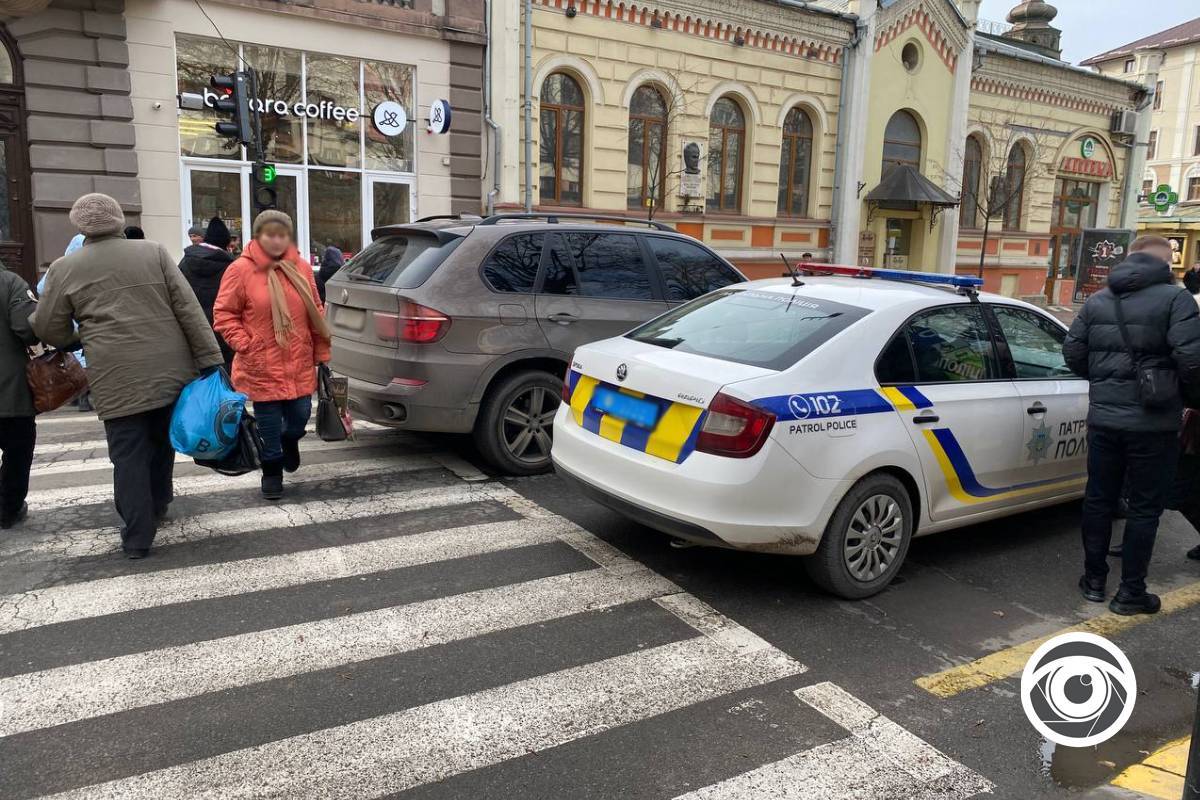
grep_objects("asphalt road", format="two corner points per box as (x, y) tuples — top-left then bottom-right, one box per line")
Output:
(1, 411), (1197, 799)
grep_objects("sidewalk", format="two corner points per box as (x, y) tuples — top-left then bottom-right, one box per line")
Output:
(1086, 736), (1191, 800)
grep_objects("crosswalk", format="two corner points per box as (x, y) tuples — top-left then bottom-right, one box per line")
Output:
(0, 413), (994, 799)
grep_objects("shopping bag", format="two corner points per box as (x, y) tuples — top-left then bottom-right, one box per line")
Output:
(169, 370), (247, 459)
(26, 348), (88, 413)
(316, 364), (352, 442)
(194, 412), (263, 476)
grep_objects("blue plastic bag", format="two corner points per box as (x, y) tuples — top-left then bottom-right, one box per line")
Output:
(170, 371), (248, 459)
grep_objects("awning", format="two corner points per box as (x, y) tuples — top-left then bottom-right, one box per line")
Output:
(866, 165), (960, 207)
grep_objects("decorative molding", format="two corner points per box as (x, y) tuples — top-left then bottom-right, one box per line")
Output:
(619, 68), (684, 109)
(970, 76), (1121, 117)
(774, 92), (830, 134)
(533, 0), (846, 65)
(532, 52), (607, 105)
(704, 80), (762, 126)
(874, 0), (968, 72)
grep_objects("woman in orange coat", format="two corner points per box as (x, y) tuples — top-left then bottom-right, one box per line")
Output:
(214, 211), (331, 499)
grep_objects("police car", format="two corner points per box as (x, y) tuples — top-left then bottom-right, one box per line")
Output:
(552, 265), (1089, 599)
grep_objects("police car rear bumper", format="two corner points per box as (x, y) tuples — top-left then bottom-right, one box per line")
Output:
(552, 407), (850, 555)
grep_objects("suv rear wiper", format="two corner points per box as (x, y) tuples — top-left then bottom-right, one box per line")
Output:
(343, 272), (382, 283)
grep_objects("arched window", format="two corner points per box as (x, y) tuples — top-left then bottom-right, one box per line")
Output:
(0, 40), (12, 85)
(707, 97), (745, 213)
(777, 107), (814, 217)
(627, 85), (668, 211)
(1003, 144), (1027, 230)
(960, 135), (983, 228)
(539, 73), (584, 206)
(882, 110), (922, 177)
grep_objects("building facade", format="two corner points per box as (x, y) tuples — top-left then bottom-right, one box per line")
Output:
(1085, 16), (1200, 275)
(490, 0), (1146, 299)
(0, 0), (486, 280)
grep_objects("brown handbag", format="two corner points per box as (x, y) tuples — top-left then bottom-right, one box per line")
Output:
(25, 348), (89, 413)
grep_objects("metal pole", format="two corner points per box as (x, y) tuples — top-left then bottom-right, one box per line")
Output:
(1183, 683), (1200, 800)
(522, 0), (533, 212)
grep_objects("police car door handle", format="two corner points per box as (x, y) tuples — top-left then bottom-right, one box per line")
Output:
(548, 312), (578, 325)
(912, 413), (939, 425)
(1027, 402), (1047, 416)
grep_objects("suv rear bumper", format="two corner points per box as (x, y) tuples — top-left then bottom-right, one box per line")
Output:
(344, 375), (479, 434)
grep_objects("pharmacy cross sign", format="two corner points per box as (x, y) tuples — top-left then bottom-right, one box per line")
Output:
(1152, 184), (1179, 215)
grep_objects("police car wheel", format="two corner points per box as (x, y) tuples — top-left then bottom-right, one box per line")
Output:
(475, 370), (561, 476)
(805, 473), (913, 599)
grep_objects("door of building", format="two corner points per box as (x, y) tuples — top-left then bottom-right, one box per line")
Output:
(0, 28), (35, 285)
(1049, 179), (1101, 284)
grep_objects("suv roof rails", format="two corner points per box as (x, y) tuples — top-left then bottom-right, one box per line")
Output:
(414, 214), (484, 223)
(478, 212), (674, 232)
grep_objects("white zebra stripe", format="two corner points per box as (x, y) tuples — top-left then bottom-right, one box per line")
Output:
(32, 415), (391, 430)
(0, 567), (677, 737)
(32, 423), (403, 457)
(43, 636), (803, 800)
(23, 454), (438, 512)
(0, 516), (574, 634)
(1, 483), (495, 561)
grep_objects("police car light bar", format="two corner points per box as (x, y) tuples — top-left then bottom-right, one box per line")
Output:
(796, 263), (985, 289)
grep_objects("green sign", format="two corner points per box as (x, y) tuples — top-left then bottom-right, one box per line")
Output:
(1152, 183), (1178, 214)
(1081, 137), (1097, 159)
(259, 163), (277, 184)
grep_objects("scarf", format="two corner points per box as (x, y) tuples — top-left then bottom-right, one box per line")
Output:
(266, 258), (332, 348)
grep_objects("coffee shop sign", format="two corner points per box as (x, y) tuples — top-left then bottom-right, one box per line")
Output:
(201, 87), (404, 129)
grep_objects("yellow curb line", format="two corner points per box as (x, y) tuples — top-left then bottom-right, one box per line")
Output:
(915, 582), (1200, 698)
(1111, 737), (1190, 800)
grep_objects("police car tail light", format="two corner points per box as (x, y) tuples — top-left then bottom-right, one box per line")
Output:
(561, 356), (574, 403)
(696, 393), (776, 459)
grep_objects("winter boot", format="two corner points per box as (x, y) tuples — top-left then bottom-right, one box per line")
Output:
(282, 437), (302, 474)
(261, 459), (285, 501)
(1109, 591), (1161, 616)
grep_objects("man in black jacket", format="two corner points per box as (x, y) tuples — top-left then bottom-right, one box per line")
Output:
(178, 217), (236, 371)
(1064, 236), (1200, 615)
(0, 259), (40, 529)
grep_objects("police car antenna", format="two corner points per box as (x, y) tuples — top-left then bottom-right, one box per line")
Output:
(780, 254), (804, 287)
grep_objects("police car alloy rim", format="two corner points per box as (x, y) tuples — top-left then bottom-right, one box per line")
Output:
(844, 494), (904, 582)
(501, 386), (558, 465)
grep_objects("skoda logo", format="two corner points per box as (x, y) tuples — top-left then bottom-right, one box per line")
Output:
(616, 363), (628, 382)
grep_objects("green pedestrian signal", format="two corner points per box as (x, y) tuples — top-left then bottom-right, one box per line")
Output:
(259, 164), (277, 184)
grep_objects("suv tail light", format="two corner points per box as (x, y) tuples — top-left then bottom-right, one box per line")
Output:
(374, 300), (451, 344)
(695, 393), (775, 458)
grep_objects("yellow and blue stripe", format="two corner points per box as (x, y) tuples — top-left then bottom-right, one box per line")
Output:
(565, 370), (707, 463)
(922, 428), (1086, 504)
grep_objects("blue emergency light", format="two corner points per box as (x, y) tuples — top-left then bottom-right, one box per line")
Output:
(796, 263), (984, 289)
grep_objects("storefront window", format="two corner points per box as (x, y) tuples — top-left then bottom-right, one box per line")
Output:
(310, 170), (362, 255)
(176, 35), (239, 160)
(306, 55), (361, 169)
(187, 169), (243, 241)
(365, 62), (415, 172)
(243, 44), (303, 164)
(372, 180), (411, 229)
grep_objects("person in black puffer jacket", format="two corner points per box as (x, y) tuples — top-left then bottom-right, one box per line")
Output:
(179, 217), (236, 371)
(1064, 236), (1200, 616)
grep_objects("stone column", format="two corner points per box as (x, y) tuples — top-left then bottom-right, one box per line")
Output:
(937, 9), (978, 274)
(831, 2), (875, 266)
(9, 0), (138, 271)
(1121, 48), (1164, 231)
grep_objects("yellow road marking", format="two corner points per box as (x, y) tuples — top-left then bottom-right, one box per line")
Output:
(915, 581), (1200, 698)
(1111, 736), (1190, 800)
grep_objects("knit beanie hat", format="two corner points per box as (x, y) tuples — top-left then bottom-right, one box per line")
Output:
(69, 193), (125, 237)
(252, 210), (294, 237)
(203, 216), (232, 250)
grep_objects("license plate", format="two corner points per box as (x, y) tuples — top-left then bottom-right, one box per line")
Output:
(591, 386), (661, 429)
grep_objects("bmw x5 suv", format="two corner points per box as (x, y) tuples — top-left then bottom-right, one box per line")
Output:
(325, 213), (746, 475)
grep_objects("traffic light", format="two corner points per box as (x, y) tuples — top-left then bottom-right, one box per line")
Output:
(252, 161), (277, 215)
(210, 71), (253, 146)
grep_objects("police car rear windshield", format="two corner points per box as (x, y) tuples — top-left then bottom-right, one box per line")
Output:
(628, 288), (870, 371)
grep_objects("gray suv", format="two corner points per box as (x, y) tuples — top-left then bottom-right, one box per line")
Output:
(325, 213), (746, 475)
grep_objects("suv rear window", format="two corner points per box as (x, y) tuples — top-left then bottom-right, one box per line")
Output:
(628, 288), (869, 371)
(338, 233), (462, 289)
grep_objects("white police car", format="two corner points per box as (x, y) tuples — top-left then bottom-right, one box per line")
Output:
(552, 265), (1089, 599)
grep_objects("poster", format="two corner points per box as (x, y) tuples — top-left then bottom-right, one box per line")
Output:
(1073, 228), (1134, 302)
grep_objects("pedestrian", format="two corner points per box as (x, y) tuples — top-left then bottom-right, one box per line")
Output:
(178, 216), (236, 372)
(123, 226), (145, 240)
(1063, 235), (1200, 615)
(213, 210), (331, 501)
(32, 194), (224, 558)
(1166, 408), (1200, 561)
(227, 235), (242, 257)
(0, 258), (39, 530)
(316, 244), (344, 303)
(187, 226), (204, 246)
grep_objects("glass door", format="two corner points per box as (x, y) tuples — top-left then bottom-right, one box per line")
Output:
(271, 165), (308, 265)
(364, 174), (414, 244)
(182, 163), (246, 252)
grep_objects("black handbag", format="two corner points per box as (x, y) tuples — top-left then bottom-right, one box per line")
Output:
(316, 364), (351, 442)
(194, 411), (263, 476)
(1112, 293), (1180, 410)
